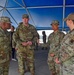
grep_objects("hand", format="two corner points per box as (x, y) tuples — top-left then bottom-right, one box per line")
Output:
(50, 53), (55, 57)
(21, 42), (28, 46)
(27, 41), (32, 45)
(55, 58), (60, 64)
(15, 48), (18, 50)
(37, 42), (40, 46)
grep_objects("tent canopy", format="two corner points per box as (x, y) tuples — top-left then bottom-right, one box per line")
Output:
(0, 0), (74, 31)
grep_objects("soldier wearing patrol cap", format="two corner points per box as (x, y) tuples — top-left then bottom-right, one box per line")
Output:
(47, 20), (65, 75)
(55, 13), (74, 75)
(22, 14), (29, 19)
(0, 16), (11, 23)
(13, 14), (39, 75)
(51, 20), (59, 25)
(0, 16), (11, 75)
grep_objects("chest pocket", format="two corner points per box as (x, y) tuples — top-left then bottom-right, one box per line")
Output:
(19, 27), (33, 41)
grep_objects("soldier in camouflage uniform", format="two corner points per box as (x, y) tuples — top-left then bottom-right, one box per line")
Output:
(0, 16), (11, 75)
(55, 13), (74, 75)
(47, 20), (65, 75)
(13, 14), (38, 75)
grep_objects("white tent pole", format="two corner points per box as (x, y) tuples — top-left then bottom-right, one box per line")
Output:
(7, 6), (63, 9)
(0, 6), (4, 12)
(62, 0), (66, 31)
(66, 5), (74, 7)
(7, 5), (74, 9)
(2, 0), (18, 25)
(1, 0), (18, 25)
(0, 9), (3, 12)
(6, 9), (18, 25)
(27, 5), (74, 9)
(2, 0), (8, 16)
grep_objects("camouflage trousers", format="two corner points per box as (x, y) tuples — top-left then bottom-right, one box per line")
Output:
(47, 56), (60, 75)
(0, 60), (10, 75)
(60, 59), (74, 75)
(17, 47), (35, 75)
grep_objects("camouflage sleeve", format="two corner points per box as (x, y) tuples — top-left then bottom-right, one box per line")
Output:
(60, 41), (74, 62)
(31, 25), (39, 43)
(7, 32), (12, 58)
(12, 34), (16, 48)
(52, 33), (65, 60)
(55, 32), (65, 56)
(59, 32), (65, 42)
(0, 30), (12, 62)
(59, 32), (74, 62)
(47, 34), (52, 45)
(13, 27), (22, 45)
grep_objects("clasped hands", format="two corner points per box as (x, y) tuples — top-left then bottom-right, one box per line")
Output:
(21, 41), (32, 46)
(55, 58), (60, 64)
(50, 53), (60, 64)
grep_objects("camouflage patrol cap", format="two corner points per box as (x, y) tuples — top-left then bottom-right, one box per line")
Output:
(51, 20), (59, 25)
(22, 14), (29, 19)
(0, 16), (11, 23)
(64, 13), (74, 21)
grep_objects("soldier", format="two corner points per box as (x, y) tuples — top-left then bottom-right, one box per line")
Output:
(10, 25), (17, 61)
(35, 33), (40, 50)
(55, 13), (74, 75)
(42, 31), (47, 50)
(13, 14), (38, 75)
(0, 16), (11, 75)
(47, 20), (65, 75)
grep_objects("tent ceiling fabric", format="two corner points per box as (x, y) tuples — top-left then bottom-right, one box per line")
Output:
(0, 0), (74, 30)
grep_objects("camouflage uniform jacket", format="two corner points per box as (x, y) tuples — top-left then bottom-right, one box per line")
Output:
(13, 22), (38, 51)
(58, 29), (74, 74)
(47, 30), (65, 56)
(0, 27), (11, 63)
(10, 31), (16, 48)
